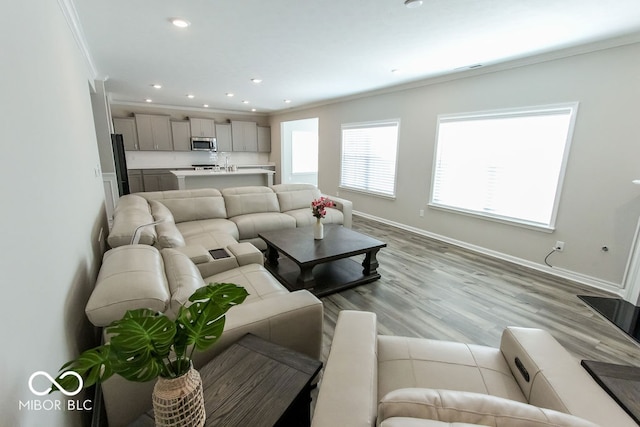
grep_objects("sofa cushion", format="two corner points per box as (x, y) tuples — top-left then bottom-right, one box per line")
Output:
(177, 218), (239, 240)
(161, 248), (206, 318)
(377, 388), (599, 427)
(222, 186), (280, 218)
(149, 200), (186, 248)
(284, 207), (344, 227)
(183, 231), (239, 251)
(230, 212), (297, 240)
(380, 419), (481, 427)
(272, 183), (322, 211)
(160, 196), (227, 223)
(203, 264), (288, 304)
(85, 245), (170, 326)
(108, 195), (156, 247)
(377, 336), (526, 403)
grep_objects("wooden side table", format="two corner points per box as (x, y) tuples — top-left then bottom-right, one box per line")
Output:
(130, 334), (322, 427)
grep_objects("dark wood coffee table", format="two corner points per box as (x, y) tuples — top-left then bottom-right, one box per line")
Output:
(259, 225), (386, 297)
(130, 334), (322, 427)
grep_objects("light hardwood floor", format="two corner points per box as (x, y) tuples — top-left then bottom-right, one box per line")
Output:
(319, 216), (640, 367)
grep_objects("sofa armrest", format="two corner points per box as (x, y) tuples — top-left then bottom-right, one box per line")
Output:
(323, 194), (353, 228)
(192, 289), (324, 363)
(378, 388), (600, 427)
(312, 310), (378, 427)
(500, 327), (636, 426)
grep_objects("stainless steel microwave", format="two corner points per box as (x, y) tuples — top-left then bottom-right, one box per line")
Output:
(191, 137), (217, 151)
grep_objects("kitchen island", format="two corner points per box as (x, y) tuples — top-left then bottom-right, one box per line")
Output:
(170, 168), (275, 190)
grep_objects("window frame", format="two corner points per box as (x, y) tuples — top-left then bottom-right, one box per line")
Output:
(339, 119), (401, 199)
(428, 102), (579, 232)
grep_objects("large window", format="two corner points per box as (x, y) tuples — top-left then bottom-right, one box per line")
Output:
(340, 120), (400, 198)
(429, 103), (578, 230)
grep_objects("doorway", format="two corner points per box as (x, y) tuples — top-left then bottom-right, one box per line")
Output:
(281, 118), (319, 186)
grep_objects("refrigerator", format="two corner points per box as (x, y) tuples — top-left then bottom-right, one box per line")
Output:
(111, 134), (130, 196)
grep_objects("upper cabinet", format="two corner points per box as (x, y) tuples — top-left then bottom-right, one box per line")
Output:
(171, 120), (191, 151)
(215, 123), (233, 152)
(113, 117), (139, 151)
(135, 114), (172, 151)
(231, 121), (258, 152)
(189, 118), (216, 137)
(257, 126), (271, 152)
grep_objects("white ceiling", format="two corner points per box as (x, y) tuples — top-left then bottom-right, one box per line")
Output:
(73, 0), (640, 114)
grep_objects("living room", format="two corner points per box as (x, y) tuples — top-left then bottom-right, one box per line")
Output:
(3, 0), (640, 426)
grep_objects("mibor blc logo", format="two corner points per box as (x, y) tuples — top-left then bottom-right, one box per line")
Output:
(19, 371), (92, 412)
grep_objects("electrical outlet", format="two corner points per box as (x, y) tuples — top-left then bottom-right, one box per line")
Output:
(554, 241), (565, 252)
(419, 209), (424, 217)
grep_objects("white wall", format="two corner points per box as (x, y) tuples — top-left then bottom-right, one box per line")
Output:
(270, 43), (640, 293)
(0, 1), (107, 426)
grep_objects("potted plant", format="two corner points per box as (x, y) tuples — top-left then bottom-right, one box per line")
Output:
(52, 282), (248, 426)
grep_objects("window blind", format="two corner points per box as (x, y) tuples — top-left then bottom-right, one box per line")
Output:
(340, 121), (399, 198)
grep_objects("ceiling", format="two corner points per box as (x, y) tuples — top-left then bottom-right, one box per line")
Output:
(73, 0), (640, 114)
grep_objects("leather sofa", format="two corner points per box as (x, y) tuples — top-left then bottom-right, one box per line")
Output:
(85, 244), (323, 426)
(312, 310), (636, 427)
(107, 184), (353, 254)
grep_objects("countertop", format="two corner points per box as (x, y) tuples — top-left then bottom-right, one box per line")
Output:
(170, 168), (275, 177)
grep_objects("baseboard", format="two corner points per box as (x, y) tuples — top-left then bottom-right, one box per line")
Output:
(353, 210), (624, 297)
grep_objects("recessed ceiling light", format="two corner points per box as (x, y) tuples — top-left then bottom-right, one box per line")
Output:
(284, 99), (292, 104)
(187, 94), (195, 99)
(203, 104), (209, 108)
(145, 98), (152, 103)
(251, 108), (257, 112)
(242, 100), (250, 104)
(152, 84), (162, 89)
(404, 0), (423, 8)
(251, 78), (263, 84)
(170, 18), (191, 28)
(226, 93), (234, 97)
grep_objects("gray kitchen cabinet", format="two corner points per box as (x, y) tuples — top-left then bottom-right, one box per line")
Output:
(215, 123), (233, 152)
(113, 117), (139, 151)
(135, 114), (172, 151)
(257, 126), (271, 152)
(231, 120), (258, 152)
(141, 169), (177, 192)
(127, 169), (144, 193)
(171, 120), (191, 151)
(189, 118), (216, 137)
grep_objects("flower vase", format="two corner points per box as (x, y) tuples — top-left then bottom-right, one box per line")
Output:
(152, 364), (205, 427)
(314, 218), (324, 240)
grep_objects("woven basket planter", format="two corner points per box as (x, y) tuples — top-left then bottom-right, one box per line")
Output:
(152, 365), (205, 427)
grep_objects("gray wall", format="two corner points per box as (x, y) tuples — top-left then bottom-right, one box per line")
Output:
(0, 0), (107, 425)
(270, 43), (640, 293)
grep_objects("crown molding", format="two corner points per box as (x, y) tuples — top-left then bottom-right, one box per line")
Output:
(56, 0), (99, 80)
(109, 100), (270, 117)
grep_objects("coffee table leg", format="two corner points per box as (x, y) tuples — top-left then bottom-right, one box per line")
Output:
(297, 265), (316, 288)
(265, 244), (279, 267)
(362, 249), (380, 276)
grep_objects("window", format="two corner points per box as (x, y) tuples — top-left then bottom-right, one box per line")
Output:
(429, 103), (578, 230)
(340, 120), (400, 198)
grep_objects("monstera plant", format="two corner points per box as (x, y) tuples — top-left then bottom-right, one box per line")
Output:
(53, 282), (248, 390)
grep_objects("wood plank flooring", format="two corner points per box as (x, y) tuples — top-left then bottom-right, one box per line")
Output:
(319, 216), (640, 367)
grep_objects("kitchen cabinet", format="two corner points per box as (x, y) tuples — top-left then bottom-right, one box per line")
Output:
(189, 118), (216, 137)
(257, 126), (271, 152)
(215, 123), (233, 152)
(141, 169), (177, 192)
(113, 117), (139, 151)
(127, 169), (144, 193)
(135, 114), (172, 151)
(231, 121), (258, 152)
(171, 120), (191, 151)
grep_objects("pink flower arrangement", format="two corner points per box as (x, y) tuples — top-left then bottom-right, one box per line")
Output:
(311, 196), (335, 219)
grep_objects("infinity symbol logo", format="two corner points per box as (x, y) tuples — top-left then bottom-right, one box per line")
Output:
(28, 371), (83, 397)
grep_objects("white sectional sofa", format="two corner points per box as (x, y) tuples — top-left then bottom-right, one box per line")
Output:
(107, 184), (352, 276)
(312, 310), (636, 427)
(86, 244), (323, 426)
